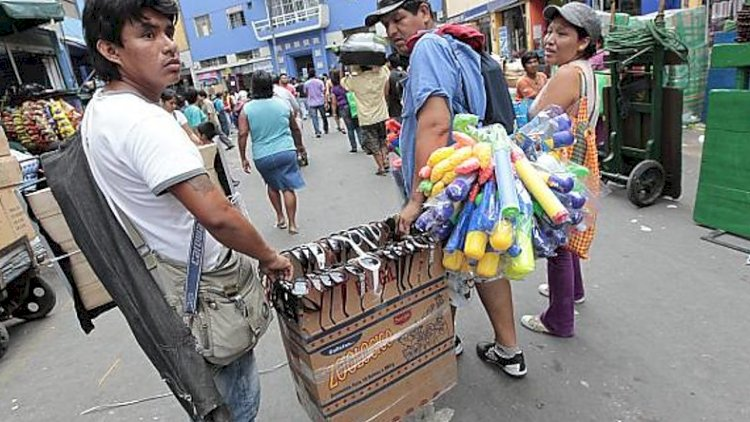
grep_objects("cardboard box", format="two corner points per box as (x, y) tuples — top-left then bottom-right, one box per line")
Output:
(0, 155), (22, 189)
(26, 188), (113, 310)
(278, 246), (457, 422)
(198, 144), (220, 187)
(0, 125), (9, 156)
(0, 188), (36, 249)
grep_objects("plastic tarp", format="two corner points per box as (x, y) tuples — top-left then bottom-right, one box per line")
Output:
(0, 0), (64, 36)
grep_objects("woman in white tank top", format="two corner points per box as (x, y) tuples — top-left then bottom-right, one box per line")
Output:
(521, 2), (601, 338)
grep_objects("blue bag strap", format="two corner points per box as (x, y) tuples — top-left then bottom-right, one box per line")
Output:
(184, 221), (206, 315)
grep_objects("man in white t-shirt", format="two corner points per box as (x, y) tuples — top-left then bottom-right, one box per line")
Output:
(82, 1), (291, 421)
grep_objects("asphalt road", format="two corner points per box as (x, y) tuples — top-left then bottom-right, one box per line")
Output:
(1, 122), (748, 422)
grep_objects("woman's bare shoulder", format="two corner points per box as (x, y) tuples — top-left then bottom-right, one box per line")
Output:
(550, 64), (580, 82)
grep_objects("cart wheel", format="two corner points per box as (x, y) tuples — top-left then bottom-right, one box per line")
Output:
(12, 276), (56, 321)
(0, 323), (8, 359)
(626, 160), (666, 207)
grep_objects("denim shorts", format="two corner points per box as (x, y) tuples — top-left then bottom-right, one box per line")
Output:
(213, 351), (261, 421)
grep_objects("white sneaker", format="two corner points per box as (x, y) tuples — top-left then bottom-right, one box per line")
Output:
(537, 283), (586, 304)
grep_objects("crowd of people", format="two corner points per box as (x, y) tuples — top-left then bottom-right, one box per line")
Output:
(77, 0), (603, 420)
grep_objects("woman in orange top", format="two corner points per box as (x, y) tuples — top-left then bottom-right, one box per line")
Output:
(515, 52), (548, 100)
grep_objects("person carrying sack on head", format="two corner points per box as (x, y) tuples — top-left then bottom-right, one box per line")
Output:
(81, 1), (292, 420)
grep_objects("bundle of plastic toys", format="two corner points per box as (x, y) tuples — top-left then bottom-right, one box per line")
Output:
(414, 108), (595, 281)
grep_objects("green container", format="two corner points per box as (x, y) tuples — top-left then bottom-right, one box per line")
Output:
(693, 90), (750, 238)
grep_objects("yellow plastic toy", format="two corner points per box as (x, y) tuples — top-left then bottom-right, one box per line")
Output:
(427, 147), (455, 167)
(430, 181), (446, 197)
(504, 223), (535, 280)
(443, 250), (465, 272)
(489, 219), (514, 251)
(512, 149), (570, 225)
(464, 230), (488, 261)
(473, 143), (493, 169)
(476, 251), (503, 278)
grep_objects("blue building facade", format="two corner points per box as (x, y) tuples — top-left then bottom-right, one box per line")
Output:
(179, 0), (442, 88)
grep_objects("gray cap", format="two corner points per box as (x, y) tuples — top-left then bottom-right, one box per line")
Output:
(365, 0), (408, 27)
(544, 2), (601, 43)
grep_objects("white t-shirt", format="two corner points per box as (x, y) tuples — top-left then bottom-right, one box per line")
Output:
(273, 84), (300, 116)
(82, 90), (223, 268)
(173, 109), (188, 126)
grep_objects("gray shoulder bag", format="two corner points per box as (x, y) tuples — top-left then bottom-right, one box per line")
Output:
(113, 205), (272, 367)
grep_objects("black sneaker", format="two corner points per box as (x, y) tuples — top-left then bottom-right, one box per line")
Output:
(476, 342), (527, 378)
(454, 335), (464, 356)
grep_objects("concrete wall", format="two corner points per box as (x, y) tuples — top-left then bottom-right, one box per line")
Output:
(445, 0), (489, 18)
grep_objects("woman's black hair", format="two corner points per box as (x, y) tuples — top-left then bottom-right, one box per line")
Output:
(160, 88), (176, 102)
(574, 26), (597, 59)
(83, 0), (179, 82)
(196, 121), (218, 140)
(251, 70), (274, 99)
(330, 70), (341, 86)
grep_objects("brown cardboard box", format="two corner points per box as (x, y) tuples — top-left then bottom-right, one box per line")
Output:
(0, 155), (22, 189)
(0, 125), (9, 156)
(277, 247), (457, 422)
(0, 188), (36, 249)
(198, 144), (220, 186)
(26, 188), (113, 310)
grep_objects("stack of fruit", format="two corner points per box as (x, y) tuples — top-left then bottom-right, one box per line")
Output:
(0, 98), (81, 153)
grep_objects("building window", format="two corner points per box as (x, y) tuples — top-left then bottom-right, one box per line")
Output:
(194, 15), (212, 38)
(269, 0), (320, 19)
(199, 56), (228, 68)
(227, 8), (247, 29)
(236, 49), (262, 61)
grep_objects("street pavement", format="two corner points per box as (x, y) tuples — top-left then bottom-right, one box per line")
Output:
(1, 121), (749, 422)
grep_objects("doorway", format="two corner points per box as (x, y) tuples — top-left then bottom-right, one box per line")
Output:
(294, 54), (314, 79)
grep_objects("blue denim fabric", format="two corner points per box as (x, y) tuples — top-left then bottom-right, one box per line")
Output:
(214, 351), (261, 421)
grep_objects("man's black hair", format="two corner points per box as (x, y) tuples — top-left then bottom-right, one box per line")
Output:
(521, 52), (539, 68)
(196, 121), (218, 140)
(185, 88), (199, 104)
(198, 89), (208, 98)
(160, 88), (176, 101)
(251, 70), (274, 99)
(308, 68), (317, 78)
(402, 0), (433, 18)
(279, 72), (287, 78)
(83, 0), (179, 82)
(574, 26), (597, 59)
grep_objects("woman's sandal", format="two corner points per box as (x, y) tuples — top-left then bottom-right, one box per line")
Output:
(275, 221), (288, 230)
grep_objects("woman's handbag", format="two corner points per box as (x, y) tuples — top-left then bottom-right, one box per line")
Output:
(563, 72), (600, 260)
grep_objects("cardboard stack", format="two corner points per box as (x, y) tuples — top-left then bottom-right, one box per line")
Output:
(26, 188), (113, 310)
(275, 224), (457, 422)
(0, 126), (36, 250)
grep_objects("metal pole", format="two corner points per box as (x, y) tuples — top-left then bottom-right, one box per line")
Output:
(4, 41), (22, 85)
(265, 0), (279, 74)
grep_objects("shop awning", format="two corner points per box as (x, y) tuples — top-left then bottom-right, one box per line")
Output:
(0, 0), (65, 36)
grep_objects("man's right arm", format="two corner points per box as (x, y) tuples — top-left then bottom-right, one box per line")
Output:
(170, 175), (291, 278)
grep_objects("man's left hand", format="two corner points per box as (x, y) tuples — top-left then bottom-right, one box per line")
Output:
(398, 200), (423, 235)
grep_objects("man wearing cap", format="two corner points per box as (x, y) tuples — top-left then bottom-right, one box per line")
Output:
(367, 0), (527, 378)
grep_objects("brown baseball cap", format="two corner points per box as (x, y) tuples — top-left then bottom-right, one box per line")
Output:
(365, 0), (409, 27)
(544, 2), (601, 42)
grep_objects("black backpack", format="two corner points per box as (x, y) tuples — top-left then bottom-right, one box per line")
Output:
(477, 51), (516, 133)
